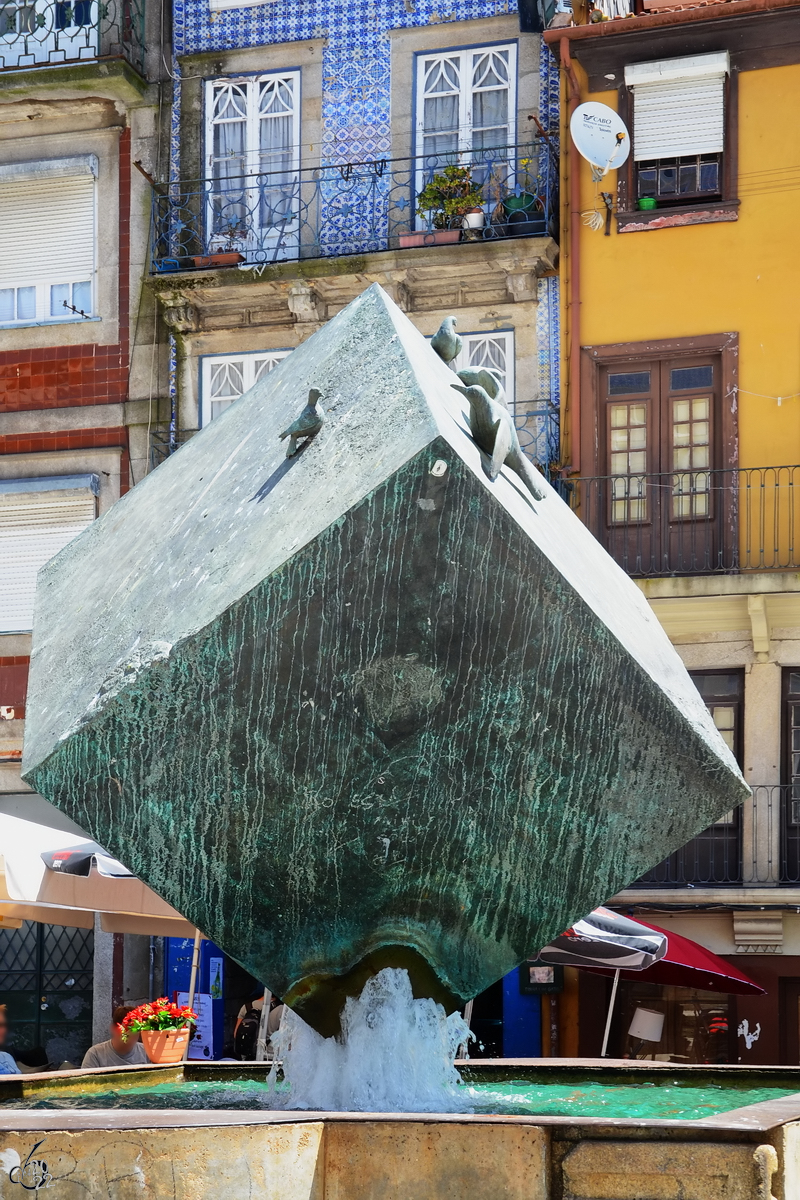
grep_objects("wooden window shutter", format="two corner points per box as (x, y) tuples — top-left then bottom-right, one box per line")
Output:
(0, 477), (98, 633)
(625, 52), (729, 161)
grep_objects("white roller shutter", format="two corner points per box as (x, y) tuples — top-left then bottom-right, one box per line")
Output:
(0, 476), (98, 633)
(0, 156), (97, 291)
(625, 53), (729, 162)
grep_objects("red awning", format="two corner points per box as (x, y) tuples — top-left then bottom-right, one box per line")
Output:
(584, 917), (765, 996)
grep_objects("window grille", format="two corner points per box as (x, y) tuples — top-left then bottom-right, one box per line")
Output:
(200, 349), (291, 425)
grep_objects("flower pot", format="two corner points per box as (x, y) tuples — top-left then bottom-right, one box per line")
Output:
(398, 229), (461, 248)
(190, 252), (245, 269)
(504, 209), (547, 237)
(638, 197), (657, 211)
(140, 1026), (191, 1064)
(462, 210), (485, 230)
(504, 192), (538, 213)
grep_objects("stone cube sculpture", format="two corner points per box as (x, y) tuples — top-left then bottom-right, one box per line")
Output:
(23, 285), (748, 1034)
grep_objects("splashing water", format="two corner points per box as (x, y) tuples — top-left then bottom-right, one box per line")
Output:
(266, 967), (472, 1112)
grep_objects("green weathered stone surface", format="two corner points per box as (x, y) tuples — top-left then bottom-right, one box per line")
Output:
(22, 285), (748, 1031)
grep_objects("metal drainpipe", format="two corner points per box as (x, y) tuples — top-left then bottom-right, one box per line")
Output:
(148, 936), (155, 1000)
(560, 36), (582, 476)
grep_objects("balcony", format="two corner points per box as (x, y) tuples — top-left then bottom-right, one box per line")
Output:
(569, 466), (800, 577)
(629, 785), (800, 889)
(0, 0), (144, 73)
(149, 140), (558, 273)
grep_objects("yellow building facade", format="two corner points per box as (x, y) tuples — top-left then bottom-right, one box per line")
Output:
(546, 0), (800, 1067)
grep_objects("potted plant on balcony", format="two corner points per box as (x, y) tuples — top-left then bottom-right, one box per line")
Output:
(399, 165), (485, 248)
(494, 158), (547, 238)
(122, 997), (198, 1064)
(192, 219), (247, 269)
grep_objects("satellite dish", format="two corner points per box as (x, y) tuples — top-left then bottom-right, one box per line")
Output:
(569, 102), (630, 174)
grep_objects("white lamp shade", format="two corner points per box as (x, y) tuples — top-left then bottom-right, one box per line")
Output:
(628, 1007), (665, 1043)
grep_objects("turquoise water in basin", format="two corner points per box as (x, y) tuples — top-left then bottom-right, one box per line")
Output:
(1, 1079), (794, 1120)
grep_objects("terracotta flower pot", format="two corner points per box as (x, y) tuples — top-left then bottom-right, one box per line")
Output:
(398, 229), (461, 248)
(140, 1026), (191, 1064)
(190, 252), (245, 269)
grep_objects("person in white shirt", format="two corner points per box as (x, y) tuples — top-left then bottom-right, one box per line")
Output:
(81, 1006), (150, 1069)
(0, 1005), (20, 1075)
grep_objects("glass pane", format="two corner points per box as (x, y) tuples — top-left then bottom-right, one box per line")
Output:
(637, 167), (656, 198)
(16, 286), (35, 320)
(692, 446), (709, 468)
(608, 372), (650, 396)
(789, 674), (800, 696)
(699, 160), (719, 192)
(692, 396), (710, 418)
(610, 429), (627, 451)
(629, 404), (646, 425)
(211, 398), (235, 421)
(673, 400), (690, 422)
(659, 165), (677, 194)
(691, 673), (742, 700)
(0, 289), (14, 322)
(679, 163), (697, 193)
(50, 283), (69, 316)
(713, 706), (735, 731)
(629, 425), (646, 450)
(673, 423), (691, 446)
(72, 281), (91, 312)
(671, 366), (713, 391)
(673, 448), (690, 469)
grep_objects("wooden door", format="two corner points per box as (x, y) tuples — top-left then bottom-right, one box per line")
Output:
(595, 355), (730, 574)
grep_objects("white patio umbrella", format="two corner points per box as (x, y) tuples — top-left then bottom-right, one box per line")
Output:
(0, 804), (196, 938)
(537, 906), (668, 1056)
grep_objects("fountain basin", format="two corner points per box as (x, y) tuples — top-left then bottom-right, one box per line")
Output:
(1, 1060), (798, 1199)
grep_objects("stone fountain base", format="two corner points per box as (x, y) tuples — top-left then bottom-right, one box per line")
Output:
(0, 1061), (798, 1199)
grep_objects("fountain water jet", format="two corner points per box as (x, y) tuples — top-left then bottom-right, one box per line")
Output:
(268, 967), (471, 1113)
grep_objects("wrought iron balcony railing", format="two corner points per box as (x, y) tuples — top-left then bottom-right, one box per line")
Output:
(569, 466), (800, 577)
(150, 140), (559, 273)
(0, 0), (144, 73)
(629, 784), (800, 888)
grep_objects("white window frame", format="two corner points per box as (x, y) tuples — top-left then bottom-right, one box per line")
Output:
(200, 349), (291, 426)
(204, 72), (301, 262)
(414, 43), (517, 229)
(453, 329), (515, 412)
(0, 156), (97, 328)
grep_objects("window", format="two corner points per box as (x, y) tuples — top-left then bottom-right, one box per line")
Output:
(453, 330), (515, 411)
(0, 157), (96, 326)
(601, 355), (718, 525)
(416, 44), (517, 160)
(690, 671), (743, 825)
(0, 476), (98, 634)
(625, 53), (728, 207)
(200, 350), (291, 425)
(580, 335), (738, 576)
(205, 73), (300, 261)
(636, 670), (743, 886)
(414, 43), (516, 226)
(781, 671), (800, 882)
